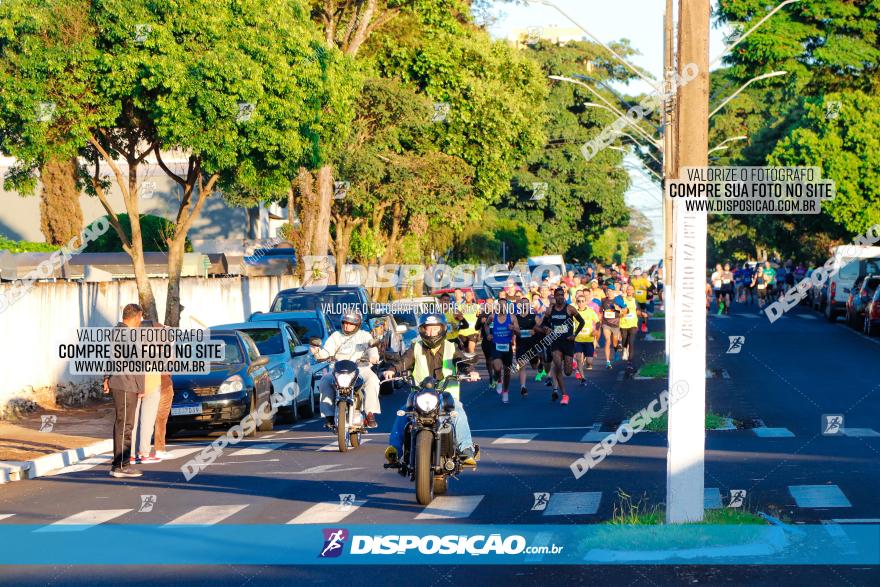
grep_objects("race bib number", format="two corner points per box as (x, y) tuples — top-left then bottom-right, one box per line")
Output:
(604, 311), (616, 319)
(758, 284), (766, 290)
(553, 325), (568, 334)
(520, 330), (532, 338)
(722, 279), (731, 284)
(495, 343), (510, 352)
(636, 289), (645, 297)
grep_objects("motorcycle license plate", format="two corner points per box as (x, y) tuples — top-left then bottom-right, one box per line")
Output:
(171, 404), (202, 416)
(495, 343), (510, 352)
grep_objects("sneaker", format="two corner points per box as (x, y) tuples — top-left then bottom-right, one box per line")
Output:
(384, 446), (398, 465)
(129, 456), (139, 465)
(544, 377), (554, 387)
(153, 451), (171, 459)
(110, 466), (142, 478)
(622, 348), (629, 361)
(571, 359), (578, 369)
(640, 323), (647, 334)
(520, 386), (528, 398)
(535, 370), (546, 382)
(139, 454), (162, 464)
(461, 445), (480, 467)
(575, 371), (582, 380)
(496, 383), (503, 395)
(587, 364), (593, 371)
(551, 390), (559, 402)
(365, 413), (378, 429)
(606, 361), (612, 369)
(560, 394), (570, 405)
(501, 391), (509, 404)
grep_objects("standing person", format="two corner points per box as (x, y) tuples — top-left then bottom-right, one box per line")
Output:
(536, 287), (585, 405)
(619, 285), (639, 366)
(487, 302), (519, 404)
(600, 286), (625, 369)
(630, 269), (653, 334)
(720, 263), (735, 315)
(130, 320), (165, 464)
(710, 263), (724, 314)
(103, 304), (145, 478)
(152, 372), (174, 460)
(573, 293), (601, 382)
(514, 298), (540, 398)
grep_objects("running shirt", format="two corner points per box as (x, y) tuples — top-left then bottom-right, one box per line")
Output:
(711, 271), (723, 291)
(762, 267), (777, 285)
(720, 270), (734, 291)
(516, 311), (538, 343)
(575, 306), (600, 342)
(620, 296), (638, 329)
(491, 314), (514, 352)
(601, 297), (622, 328)
(631, 276), (651, 304)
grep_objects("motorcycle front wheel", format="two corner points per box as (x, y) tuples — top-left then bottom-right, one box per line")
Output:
(415, 429), (434, 505)
(336, 400), (348, 452)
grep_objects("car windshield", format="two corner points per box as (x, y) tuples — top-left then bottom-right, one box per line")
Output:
(866, 277), (880, 291)
(238, 328), (285, 355)
(271, 290), (361, 313)
(392, 308), (419, 327)
(213, 335), (244, 365)
(282, 318), (323, 342)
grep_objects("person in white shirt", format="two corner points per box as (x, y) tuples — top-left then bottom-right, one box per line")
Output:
(311, 312), (381, 428)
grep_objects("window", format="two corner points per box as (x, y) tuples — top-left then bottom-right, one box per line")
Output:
(239, 328), (285, 355)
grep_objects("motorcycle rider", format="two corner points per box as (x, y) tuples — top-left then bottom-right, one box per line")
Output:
(382, 313), (481, 466)
(311, 311), (381, 429)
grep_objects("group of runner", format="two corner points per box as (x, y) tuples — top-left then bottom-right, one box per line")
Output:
(436, 267), (659, 406)
(707, 259), (807, 313)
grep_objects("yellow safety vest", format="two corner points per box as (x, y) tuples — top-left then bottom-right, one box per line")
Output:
(457, 302), (480, 337)
(413, 341), (460, 400)
(444, 310), (459, 340)
(620, 296), (638, 328)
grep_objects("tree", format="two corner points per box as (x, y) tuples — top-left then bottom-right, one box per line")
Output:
(0, 0), (352, 324)
(39, 156), (83, 245)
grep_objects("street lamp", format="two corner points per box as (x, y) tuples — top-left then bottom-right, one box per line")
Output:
(709, 71), (787, 118)
(525, 0), (663, 93)
(707, 135), (748, 154)
(581, 101), (663, 149)
(711, 0), (802, 68)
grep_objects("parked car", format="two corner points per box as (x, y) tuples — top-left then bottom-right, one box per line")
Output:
(250, 309), (335, 400)
(846, 275), (880, 329)
(864, 287), (880, 336)
(212, 320), (316, 421)
(270, 285), (371, 329)
(824, 247), (880, 322)
(168, 330), (272, 436)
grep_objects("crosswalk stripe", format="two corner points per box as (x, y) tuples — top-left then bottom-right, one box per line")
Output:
(165, 504), (248, 525)
(542, 492), (602, 516)
(492, 433), (537, 444)
(842, 428), (880, 437)
(38, 509), (131, 531)
(753, 427), (795, 438)
(288, 500), (366, 524)
(789, 484), (852, 508)
(415, 495), (484, 520)
(161, 447), (206, 460)
(229, 443), (285, 456)
(318, 438), (372, 451)
(581, 430), (608, 442)
(46, 455), (112, 475)
(704, 488), (722, 509)
(0, 514), (15, 521)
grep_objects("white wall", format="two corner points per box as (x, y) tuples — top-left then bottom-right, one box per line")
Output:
(0, 275), (299, 412)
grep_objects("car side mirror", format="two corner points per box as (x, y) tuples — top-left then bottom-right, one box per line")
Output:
(252, 356), (269, 368)
(292, 344), (309, 357)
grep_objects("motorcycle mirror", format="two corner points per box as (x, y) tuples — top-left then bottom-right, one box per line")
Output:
(458, 352), (478, 365)
(383, 350), (398, 362)
(308, 337), (322, 347)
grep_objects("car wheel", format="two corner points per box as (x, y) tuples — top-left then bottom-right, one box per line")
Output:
(277, 384), (297, 424)
(257, 388), (275, 432)
(867, 317), (878, 337)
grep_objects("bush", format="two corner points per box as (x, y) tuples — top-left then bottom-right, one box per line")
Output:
(0, 235), (59, 253)
(83, 214), (192, 253)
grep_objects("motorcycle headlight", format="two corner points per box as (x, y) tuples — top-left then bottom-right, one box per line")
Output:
(267, 366), (285, 380)
(334, 371), (356, 388)
(218, 375), (244, 395)
(415, 392), (439, 413)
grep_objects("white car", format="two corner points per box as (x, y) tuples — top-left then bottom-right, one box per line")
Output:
(823, 246), (880, 322)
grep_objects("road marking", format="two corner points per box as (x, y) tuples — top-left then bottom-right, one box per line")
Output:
(830, 518), (880, 524)
(38, 509), (132, 531)
(542, 491), (601, 516)
(266, 464), (365, 475)
(789, 485), (852, 508)
(288, 500), (366, 524)
(581, 430), (608, 442)
(46, 455), (112, 475)
(0, 514), (15, 521)
(203, 458), (280, 466)
(291, 423), (308, 429)
(820, 521), (859, 555)
(799, 313), (817, 320)
(704, 488), (722, 509)
(472, 426), (595, 433)
(165, 504), (249, 525)
(753, 427), (795, 438)
(416, 495), (484, 520)
(161, 447), (205, 460)
(842, 428), (880, 437)
(493, 433), (537, 444)
(318, 438), (373, 451)
(229, 443), (285, 456)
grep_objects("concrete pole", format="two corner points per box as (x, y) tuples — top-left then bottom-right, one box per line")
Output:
(662, 0), (675, 359)
(665, 0), (710, 524)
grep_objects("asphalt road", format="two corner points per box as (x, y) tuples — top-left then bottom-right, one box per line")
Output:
(1, 301), (879, 585)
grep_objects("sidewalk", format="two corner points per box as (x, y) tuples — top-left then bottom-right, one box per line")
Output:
(0, 398), (114, 482)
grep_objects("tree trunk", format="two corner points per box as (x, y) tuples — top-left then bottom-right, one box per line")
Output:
(126, 163), (159, 321)
(39, 156), (83, 245)
(163, 238), (187, 327)
(313, 164), (333, 259)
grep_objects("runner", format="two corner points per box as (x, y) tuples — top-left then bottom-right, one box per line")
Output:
(600, 285), (626, 369)
(478, 296), (496, 388)
(630, 268), (653, 334)
(720, 263), (735, 315)
(761, 261), (777, 300)
(514, 298), (541, 397)
(619, 284), (639, 366)
(535, 287), (585, 405)
(710, 263), (724, 314)
(530, 292), (550, 382)
(574, 292), (601, 382)
(456, 289), (482, 354)
(752, 265), (769, 309)
(486, 301), (519, 404)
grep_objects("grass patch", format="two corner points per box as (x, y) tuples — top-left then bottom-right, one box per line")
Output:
(637, 361), (668, 378)
(643, 411), (735, 432)
(0, 235), (58, 253)
(651, 310), (665, 318)
(647, 330), (665, 341)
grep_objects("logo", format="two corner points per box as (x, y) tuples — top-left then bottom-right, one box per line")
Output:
(39, 415), (57, 432)
(530, 182), (548, 201)
(432, 102), (451, 123)
(138, 494), (157, 512)
(726, 336), (745, 354)
(822, 414), (844, 436)
(531, 492), (550, 511)
(728, 489), (746, 508)
(338, 493), (356, 511)
(319, 528), (348, 558)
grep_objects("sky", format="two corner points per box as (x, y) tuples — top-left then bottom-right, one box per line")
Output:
(488, 0), (732, 265)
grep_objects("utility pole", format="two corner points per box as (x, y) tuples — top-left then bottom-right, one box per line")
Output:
(665, 0), (710, 524)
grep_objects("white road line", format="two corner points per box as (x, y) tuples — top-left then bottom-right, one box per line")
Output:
(318, 438), (372, 451)
(753, 427), (795, 438)
(0, 514), (15, 521)
(288, 500), (366, 524)
(581, 430), (608, 442)
(471, 426), (595, 433)
(203, 458), (280, 466)
(789, 485), (852, 508)
(266, 464), (365, 475)
(38, 509), (132, 531)
(165, 504), (249, 525)
(291, 423), (308, 429)
(842, 428), (880, 437)
(493, 433), (537, 444)
(799, 313), (818, 320)
(830, 518), (880, 524)
(542, 492), (602, 516)
(416, 495), (484, 520)
(229, 443), (285, 456)
(161, 447), (205, 460)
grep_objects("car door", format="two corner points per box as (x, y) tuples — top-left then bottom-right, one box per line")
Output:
(284, 324), (309, 403)
(242, 333), (271, 405)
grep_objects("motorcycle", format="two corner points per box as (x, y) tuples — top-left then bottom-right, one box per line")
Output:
(384, 362), (477, 505)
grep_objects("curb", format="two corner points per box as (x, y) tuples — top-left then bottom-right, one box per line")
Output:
(0, 438), (112, 483)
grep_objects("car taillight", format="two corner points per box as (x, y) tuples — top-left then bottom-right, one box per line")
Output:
(830, 282), (837, 299)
